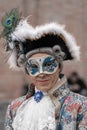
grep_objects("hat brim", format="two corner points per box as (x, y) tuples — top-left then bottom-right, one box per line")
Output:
(24, 34), (72, 60)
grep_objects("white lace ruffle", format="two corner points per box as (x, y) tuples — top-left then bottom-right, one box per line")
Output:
(38, 116), (56, 130)
(12, 95), (56, 130)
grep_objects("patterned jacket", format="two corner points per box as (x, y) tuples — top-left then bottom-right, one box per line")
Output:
(4, 76), (87, 130)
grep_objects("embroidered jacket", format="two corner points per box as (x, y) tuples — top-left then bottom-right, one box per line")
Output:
(4, 76), (87, 130)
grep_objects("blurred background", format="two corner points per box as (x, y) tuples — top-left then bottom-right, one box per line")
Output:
(0, 0), (87, 129)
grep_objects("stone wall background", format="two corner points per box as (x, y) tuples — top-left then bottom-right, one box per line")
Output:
(0, 0), (87, 129)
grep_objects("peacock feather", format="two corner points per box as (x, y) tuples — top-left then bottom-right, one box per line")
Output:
(2, 8), (20, 39)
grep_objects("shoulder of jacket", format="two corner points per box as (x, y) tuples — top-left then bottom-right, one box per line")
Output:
(69, 91), (87, 107)
(10, 95), (27, 110)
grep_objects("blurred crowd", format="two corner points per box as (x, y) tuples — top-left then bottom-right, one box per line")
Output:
(68, 72), (87, 97)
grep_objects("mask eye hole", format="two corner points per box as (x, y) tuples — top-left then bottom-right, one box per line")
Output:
(27, 62), (39, 76)
(44, 62), (52, 67)
(31, 64), (38, 69)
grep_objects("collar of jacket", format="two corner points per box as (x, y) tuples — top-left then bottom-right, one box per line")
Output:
(49, 74), (70, 99)
(48, 74), (70, 120)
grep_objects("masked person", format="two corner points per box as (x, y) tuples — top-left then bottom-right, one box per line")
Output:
(2, 9), (87, 130)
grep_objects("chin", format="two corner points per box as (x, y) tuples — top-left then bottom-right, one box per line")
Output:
(37, 85), (52, 92)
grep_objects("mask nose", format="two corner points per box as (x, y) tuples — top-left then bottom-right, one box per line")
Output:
(39, 65), (44, 74)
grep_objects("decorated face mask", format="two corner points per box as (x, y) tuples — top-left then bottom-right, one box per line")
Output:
(26, 55), (59, 76)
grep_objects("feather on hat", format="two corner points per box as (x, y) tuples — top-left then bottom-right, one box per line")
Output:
(1, 9), (80, 71)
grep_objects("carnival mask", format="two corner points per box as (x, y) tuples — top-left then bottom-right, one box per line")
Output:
(26, 56), (58, 76)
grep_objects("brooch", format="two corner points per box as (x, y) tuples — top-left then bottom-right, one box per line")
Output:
(34, 91), (43, 102)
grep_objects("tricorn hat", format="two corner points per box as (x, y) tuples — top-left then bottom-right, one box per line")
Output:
(1, 9), (80, 72)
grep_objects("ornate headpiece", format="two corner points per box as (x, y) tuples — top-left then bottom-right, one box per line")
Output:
(1, 9), (80, 73)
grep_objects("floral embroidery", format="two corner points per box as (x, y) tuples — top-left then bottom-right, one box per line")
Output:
(66, 103), (81, 112)
(11, 101), (23, 112)
(65, 96), (73, 104)
(83, 100), (87, 106)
